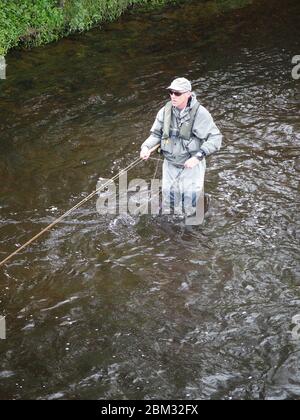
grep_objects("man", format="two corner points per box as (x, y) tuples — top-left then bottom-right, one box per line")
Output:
(140, 77), (222, 223)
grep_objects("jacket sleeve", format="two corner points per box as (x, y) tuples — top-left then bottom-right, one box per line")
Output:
(141, 107), (165, 150)
(193, 105), (222, 156)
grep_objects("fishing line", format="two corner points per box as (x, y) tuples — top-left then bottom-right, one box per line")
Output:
(0, 150), (156, 268)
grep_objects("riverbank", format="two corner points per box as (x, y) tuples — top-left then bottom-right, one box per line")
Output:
(0, 0), (254, 56)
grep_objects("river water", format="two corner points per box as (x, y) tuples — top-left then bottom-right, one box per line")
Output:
(0, 0), (299, 400)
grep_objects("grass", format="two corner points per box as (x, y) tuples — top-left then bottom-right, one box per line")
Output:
(0, 0), (255, 56)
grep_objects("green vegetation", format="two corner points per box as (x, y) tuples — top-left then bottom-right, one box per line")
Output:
(0, 0), (254, 56)
(0, 0), (177, 55)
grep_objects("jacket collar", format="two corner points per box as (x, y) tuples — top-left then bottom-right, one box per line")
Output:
(173, 92), (198, 119)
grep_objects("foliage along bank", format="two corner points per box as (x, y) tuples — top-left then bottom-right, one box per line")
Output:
(0, 0), (254, 56)
(0, 0), (180, 56)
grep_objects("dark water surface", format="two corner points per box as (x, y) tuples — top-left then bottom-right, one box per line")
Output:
(0, 0), (299, 400)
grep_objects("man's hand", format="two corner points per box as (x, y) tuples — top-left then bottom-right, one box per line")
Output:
(184, 156), (200, 169)
(140, 146), (151, 160)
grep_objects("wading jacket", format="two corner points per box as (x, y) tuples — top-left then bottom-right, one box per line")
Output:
(141, 93), (222, 166)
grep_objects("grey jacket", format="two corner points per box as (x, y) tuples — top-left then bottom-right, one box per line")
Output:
(141, 93), (222, 166)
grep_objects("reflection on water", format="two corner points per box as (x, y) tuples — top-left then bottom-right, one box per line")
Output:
(0, 0), (299, 400)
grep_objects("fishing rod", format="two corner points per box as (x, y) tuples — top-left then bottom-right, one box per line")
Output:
(0, 144), (160, 268)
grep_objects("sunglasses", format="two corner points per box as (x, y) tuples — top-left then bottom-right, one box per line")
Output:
(168, 90), (185, 97)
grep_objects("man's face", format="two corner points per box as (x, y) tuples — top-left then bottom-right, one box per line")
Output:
(169, 90), (192, 110)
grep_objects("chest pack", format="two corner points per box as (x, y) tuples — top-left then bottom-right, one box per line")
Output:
(162, 100), (200, 141)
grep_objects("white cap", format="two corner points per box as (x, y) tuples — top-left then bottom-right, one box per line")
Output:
(167, 77), (192, 93)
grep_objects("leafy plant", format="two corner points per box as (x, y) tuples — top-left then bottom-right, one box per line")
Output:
(0, 0), (253, 56)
